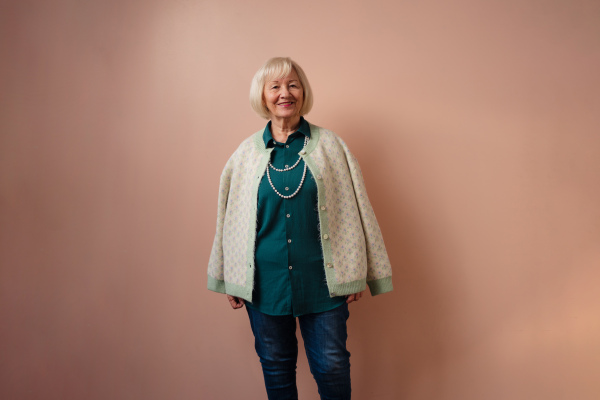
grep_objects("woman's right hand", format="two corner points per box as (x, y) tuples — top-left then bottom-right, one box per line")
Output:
(227, 295), (245, 310)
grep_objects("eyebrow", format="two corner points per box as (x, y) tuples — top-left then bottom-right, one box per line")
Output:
(268, 79), (299, 83)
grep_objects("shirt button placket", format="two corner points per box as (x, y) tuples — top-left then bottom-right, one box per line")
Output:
(283, 139), (292, 280)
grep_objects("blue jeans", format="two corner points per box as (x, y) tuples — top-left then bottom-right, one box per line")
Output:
(246, 303), (351, 400)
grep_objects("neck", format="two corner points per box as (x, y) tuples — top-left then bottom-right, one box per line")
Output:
(270, 116), (301, 142)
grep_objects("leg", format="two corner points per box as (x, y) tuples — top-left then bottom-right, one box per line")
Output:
(299, 303), (351, 400)
(246, 307), (299, 400)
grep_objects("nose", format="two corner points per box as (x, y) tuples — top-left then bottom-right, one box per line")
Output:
(279, 86), (290, 97)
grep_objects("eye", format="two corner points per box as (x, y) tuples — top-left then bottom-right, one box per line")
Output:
(271, 86), (279, 89)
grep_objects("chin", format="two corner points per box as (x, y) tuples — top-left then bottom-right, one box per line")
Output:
(276, 113), (298, 119)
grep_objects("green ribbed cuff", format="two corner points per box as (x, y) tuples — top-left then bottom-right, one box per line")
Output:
(327, 279), (367, 297)
(207, 275), (253, 302)
(226, 279), (252, 302)
(367, 276), (393, 296)
(207, 275), (225, 293)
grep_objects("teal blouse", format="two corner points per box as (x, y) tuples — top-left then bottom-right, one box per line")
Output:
(245, 118), (347, 317)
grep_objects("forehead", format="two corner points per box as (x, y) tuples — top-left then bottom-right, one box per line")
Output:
(266, 68), (300, 83)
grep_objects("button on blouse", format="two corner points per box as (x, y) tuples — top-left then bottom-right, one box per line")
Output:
(246, 117), (346, 317)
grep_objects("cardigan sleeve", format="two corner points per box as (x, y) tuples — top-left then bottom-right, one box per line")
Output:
(207, 156), (234, 294)
(344, 147), (394, 296)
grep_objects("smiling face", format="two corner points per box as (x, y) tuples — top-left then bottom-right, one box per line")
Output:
(263, 68), (304, 121)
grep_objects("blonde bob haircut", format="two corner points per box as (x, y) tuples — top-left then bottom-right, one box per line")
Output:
(249, 57), (313, 120)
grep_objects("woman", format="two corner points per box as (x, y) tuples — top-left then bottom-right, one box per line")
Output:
(207, 57), (393, 400)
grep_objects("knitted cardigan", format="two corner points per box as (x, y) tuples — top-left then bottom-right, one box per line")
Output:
(207, 123), (393, 302)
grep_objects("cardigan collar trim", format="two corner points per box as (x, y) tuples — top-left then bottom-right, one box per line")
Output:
(262, 117), (311, 147)
(253, 120), (321, 156)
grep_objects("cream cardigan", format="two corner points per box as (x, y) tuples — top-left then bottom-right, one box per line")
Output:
(207, 123), (393, 302)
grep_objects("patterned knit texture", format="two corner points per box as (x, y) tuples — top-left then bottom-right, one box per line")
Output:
(309, 128), (392, 283)
(208, 136), (263, 287)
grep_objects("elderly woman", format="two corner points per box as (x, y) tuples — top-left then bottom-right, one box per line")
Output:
(207, 57), (393, 400)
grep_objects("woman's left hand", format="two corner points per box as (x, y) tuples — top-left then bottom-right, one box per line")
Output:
(346, 290), (366, 304)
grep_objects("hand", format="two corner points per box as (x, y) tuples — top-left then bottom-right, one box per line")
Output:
(227, 294), (245, 309)
(346, 290), (366, 304)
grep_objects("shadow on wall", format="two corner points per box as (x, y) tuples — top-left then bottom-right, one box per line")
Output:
(338, 116), (460, 398)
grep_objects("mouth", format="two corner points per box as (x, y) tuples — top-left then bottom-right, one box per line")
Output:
(277, 102), (294, 107)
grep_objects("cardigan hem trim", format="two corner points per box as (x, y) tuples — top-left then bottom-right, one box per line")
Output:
(302, 144), (337, 296)
(245, 143), (272, 303)
(327, 279), (367, 297)
(207, 275), (225, 293)
(208, 276), (254, 301)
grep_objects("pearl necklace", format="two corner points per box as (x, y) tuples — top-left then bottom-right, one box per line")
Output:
(268, 136), (308, 171)
(266, 136), (309, 199)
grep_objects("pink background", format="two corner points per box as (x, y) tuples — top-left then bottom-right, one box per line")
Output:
(1, 0), (599, 399)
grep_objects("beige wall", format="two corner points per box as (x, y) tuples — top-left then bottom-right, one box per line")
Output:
(1, 0), (599, 399)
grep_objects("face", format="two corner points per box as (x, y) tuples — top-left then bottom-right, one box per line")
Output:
(263, 69), (304, 120)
